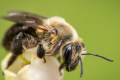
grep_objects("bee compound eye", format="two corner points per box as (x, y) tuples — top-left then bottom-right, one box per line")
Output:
(63, 46), (72, 64)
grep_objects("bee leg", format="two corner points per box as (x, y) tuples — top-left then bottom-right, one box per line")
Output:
(6, 55), (17, 69)
(43, 56), (46, 63)
(46, 40), (63, 56)
(37, 43), (46, 63)
(11, 32), (24, 56)
(59, 63), (65, 75)
(2, 24), (37, 50)
(6, 32), (38, 69)
(6, 32), (24, 69)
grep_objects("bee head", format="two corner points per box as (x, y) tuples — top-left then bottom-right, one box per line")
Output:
(62, 42), (84, 72)
(62, 41), (113, 77)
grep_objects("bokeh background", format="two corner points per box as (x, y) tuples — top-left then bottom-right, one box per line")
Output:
(0, 0), (119, 80)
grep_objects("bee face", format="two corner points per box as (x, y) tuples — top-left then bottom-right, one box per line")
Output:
(66, 56), (80, 71)
(62, 42), (82, 71)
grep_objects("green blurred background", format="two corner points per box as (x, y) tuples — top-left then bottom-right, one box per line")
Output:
(0, 0), (119, 80)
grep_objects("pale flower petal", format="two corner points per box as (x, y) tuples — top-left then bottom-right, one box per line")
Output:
(1, 52), (64, 80)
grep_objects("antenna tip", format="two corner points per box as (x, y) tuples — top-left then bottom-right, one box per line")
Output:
(107, 59), (114, 62)
(80, 75), (83, 77)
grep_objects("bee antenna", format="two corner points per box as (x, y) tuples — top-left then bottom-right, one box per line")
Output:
(81, 53), (114, 62)
(79, 57), (83, 77)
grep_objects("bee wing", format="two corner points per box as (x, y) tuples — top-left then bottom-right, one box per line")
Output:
(1, 11), (52, 32)
(7, 10), (47, 19)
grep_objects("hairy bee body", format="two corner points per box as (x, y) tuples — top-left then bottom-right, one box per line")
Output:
(37, 17), (82, 55)
(1, 11), (113, 77)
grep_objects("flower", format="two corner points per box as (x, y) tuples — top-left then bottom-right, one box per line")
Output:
(1, 48), (64, 80)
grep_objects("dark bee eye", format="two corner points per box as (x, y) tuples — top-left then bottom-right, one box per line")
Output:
(63, 46), (72, 64)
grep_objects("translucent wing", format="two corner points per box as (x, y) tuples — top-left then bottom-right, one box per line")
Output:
(1, 11), (53, 32)
(7, 10), (47, 19)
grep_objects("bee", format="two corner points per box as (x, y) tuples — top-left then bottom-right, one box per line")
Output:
(1, 11), (113, 77)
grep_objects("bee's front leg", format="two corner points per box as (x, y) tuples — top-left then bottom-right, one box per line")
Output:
(59, 63), (65, 75)
(37, 43), (46, 63)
